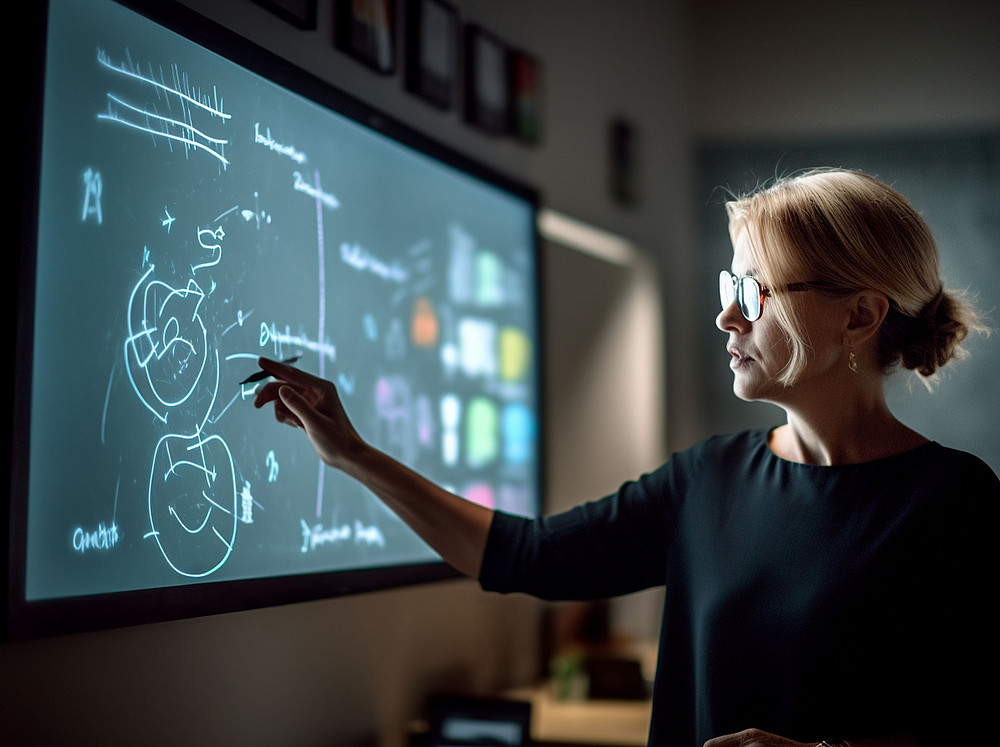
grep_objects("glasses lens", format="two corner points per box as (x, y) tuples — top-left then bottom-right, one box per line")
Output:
(738, 276), (762, 321)
(719, 271), (736, 311)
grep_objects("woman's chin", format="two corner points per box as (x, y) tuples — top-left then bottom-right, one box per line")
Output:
(731, 368), (783, 404)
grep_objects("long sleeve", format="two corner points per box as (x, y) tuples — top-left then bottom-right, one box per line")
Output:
(479, 454), (692, 601)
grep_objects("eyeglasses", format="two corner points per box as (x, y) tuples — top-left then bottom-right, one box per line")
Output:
(719, 270), (816, 322)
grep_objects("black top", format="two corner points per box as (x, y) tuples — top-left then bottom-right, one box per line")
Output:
(480, 429), (1000, 746)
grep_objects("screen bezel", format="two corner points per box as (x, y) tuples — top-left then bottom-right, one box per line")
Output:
(6, 0), (543, 641)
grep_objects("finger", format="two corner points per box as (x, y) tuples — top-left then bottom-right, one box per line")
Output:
(273, 397), (304, 429)
(253, 380), (284, 408)
(278, 384), (320, 432)
(702, 733), (739, 747)
(258, 356), (324, 387)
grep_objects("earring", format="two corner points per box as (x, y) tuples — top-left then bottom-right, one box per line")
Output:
(848, 344), (859, 373)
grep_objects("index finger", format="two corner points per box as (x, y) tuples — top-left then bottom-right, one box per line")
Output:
(258, 356), (324, 386)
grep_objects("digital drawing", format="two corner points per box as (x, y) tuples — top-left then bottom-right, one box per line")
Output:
(146, 427), (237, 577)
(96, 49), (231, 167)
(82, 168), (103, 224)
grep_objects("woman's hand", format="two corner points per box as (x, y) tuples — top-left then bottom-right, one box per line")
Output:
(703, 730), (812, 747)
(252, 356), (493, 577)
(252, 357), (364, 470)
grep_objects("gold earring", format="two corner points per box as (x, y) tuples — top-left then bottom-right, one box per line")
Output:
(848, 345), (859, 373)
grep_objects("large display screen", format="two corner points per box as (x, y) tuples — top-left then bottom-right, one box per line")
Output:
(7, 0), (540, 638)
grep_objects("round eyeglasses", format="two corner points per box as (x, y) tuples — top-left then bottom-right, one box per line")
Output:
(719, 270), (816, 322)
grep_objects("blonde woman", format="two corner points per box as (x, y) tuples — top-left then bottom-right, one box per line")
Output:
(256, 169), (997, 747)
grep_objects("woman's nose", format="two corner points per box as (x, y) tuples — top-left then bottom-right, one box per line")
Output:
(716, 300), (750, 333)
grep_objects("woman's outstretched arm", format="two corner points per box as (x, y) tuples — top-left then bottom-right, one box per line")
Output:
(253, 357), (493, 578)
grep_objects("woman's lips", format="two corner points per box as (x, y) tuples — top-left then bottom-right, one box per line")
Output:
(729, 348), (754, 369)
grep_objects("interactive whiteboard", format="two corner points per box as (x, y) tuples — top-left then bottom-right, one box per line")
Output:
(9, 0), (540, 637)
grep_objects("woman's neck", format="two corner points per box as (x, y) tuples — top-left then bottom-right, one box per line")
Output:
(769, 385), (928, 466)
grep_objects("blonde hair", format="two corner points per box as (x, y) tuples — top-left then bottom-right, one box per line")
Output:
(725, 168), (986, 388)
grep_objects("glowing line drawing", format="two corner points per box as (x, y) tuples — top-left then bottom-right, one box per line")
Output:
(82, 168), (103, 224)
(96, 50), (230, 166)
(162, 207), (175, 233)
(213, 528), (233, 550)
(101, 361), (115, 445)
(124, 265), (212, 423)
(169, 504), (210, 533)
(103, 93), (229, 147)
(209, 392), (239, 425)
(97, 49), (231, 120)
(240, 481), (255, 525)
(222, 307), (254, 336)
(193, 226), (225, 273)
(259, 321), (335, 364)
(293, 170), (339, 209)
(340, 242), (408, 283)
(313, 169), (328, 517)
(266, 450), (279, 482)
(240, 191), (271, 229)
(98, 100), (230, 167)
(254, 122), (307, 164)
(72, 523), (120, 552)
(214, 206), (239, 223)
(148, 428), (237, 578)
(202, 490), (233, 515)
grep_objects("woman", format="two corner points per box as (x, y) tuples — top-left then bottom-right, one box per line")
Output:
(255, 169), (998, 746)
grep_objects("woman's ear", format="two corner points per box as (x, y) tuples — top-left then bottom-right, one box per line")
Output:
(846, 291), (890, 344)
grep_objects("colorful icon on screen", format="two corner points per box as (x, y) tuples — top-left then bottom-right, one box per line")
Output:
(440, 394), (461, 466)
(411, 296), (439, 347)
(464, 482), (496, 509)
(416, 394), (435, 448)
(466, 396), (499, 468)
(500, 326), (531, 382)
(502, 403), (534, 465)
(448, 224), (476, 304)
(459, 317), (497, 377)
(475, 249), (504, 306)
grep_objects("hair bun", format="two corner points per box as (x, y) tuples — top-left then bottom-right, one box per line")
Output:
(899, 287), (969, 377)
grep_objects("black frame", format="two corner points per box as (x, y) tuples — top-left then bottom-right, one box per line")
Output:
(253, 0), (318, 30)
(334, 0), (397, 74)
(463, 24), (511, 135)
(404, 0), (459, 110)
(6, 0), (543, 642)
(508, 48), (542, 145)
(610, 118), (640, 207)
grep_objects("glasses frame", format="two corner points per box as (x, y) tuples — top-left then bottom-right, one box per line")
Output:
(719, 270), (815, 322)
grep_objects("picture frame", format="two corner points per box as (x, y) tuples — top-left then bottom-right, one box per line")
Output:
(464, 24), (510, 135)
(334, 0), (396, 75)
(404, 0), (458, 109)
(252, 0), (318, 30)
(508, 49), (542, 145)
(610, 118), (640, 207)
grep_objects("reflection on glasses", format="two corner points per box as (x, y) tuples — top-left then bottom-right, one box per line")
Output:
(719, 270), (816, 322)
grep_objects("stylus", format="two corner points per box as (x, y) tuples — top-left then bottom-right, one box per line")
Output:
(239, 356), (302, 385)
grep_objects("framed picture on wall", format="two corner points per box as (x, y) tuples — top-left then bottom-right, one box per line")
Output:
(509, 49), (541, 145)
(404, 0), (458, 109)
(464, 24), (510, 135)
(334, 0), (396, 74)
(253, 0), (318, 30)
(610, 118), (640, 207)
